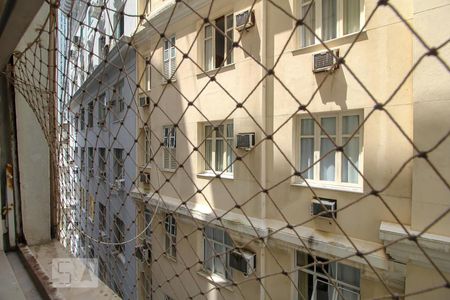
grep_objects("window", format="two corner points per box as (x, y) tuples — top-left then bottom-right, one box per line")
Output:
(163, 36), (176, 80)
(164, 214), (176, 258)
(144, 208), (152, 242)
(88, 194), (95, 220)
(111, 80), (125, 122)
(298, 113), (362, 186)
(164, 296), (174, 300)
(80, 147), (85, 172)
(145, 57), (151, 91)
(98, 35), (106, 59)
(80, 108), (85, 130)
(204, 122), (234, 174)
(204, 14), (234, 71)
(98, 147), (106, 179)
(203, 226), (233, 280)
(80, 187), (86, 210)
(98, 93), (107, 125)
(87, 102), (94, 128)
(88, 147), (94, 176)
(114, 215), (125, 253)
(144, 126), (151, 165)
(114, 5), (125, 39)
(113, 148), (124, 180)
(163, 126), (177, 170)
(99, 202), (106, 233)
(298, 0), (362, 47)
(296, 251), (360, 300)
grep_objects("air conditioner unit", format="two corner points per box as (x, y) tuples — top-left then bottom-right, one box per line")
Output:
(236, 133), (255, 150)
(73, 35), (80, 44)
(88, 168), (94, 177)
(139, 94), (150, 107)
(312, 49), (339, 73)
(135, 244), (151, 262)
(114, 179), (125, 190)
(235, 9), (255, 31)
(230, 249), (256, 276)
(310, 198), (337, 219)
(140, 172), (150, 184)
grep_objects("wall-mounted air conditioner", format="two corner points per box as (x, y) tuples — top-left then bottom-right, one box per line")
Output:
(312, 49), (339, 73)
(235, 9), (255, 31)
(139, 94), (150, 107)
(114, 178), (125, 190)
(310, 198), (337, 219)
(73, 35), (80, 45)
(135, 244), (151, 263)
(230, 249), (256, 276)
(236, 133), (255, 150)
(88, 168), (94, 177)
(140, 172), (150, 184)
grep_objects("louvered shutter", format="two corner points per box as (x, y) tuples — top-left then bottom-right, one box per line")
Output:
(163, 40), (170, 79)
(170, 36), (176, 78)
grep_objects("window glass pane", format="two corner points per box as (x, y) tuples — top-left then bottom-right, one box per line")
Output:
(204, 240), (213, 270)
(322, 0), (337, 40)
(337, 263), (360, 287)
(213, 227), (224, 243)
(226, 123), (233, 138)
(205, 125), (213, 137)
(344, 0), (360, 35)
(226, 14), (234, 64)
(226, 141), (233, 173)
(204, 34), (213, 70)
(215, 139), (224, 171)
(301, 1), (315, 47)
(341, 137), (359, 183)
(301, 118), (314, 135)
(205, 140), (212, 170)
(224, 231), (233, 246)
(321, 117), (336, 135)
(320, 138), (335, 181)
(215, 16), (225, 68)
(300, 138), (314, 179)
(214, 243), (225, 276)
(217, 125), (224, 137)
(342, 115), (359, 135)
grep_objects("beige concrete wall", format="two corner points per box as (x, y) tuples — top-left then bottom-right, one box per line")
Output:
(411, 0), (450, 236)
(405, 263), (450, 299)
(14, 3), (51, 245)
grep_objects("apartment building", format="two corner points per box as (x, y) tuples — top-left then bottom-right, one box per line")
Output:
(65, 0), (139, 298)
(132, 0), (450, 299)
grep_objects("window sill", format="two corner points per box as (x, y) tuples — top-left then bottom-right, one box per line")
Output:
(291, 180), (363, 194)
(196, 63), (235, 79)
(292, 30), (368, 56)
(197, 172), (234, 180)
(196, 270), (233, 291)
(162, 168), (176, 173)
(161, 78), (177, 86)
(163, 254), (177, 263)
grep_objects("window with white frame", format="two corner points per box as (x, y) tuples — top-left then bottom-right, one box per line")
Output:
(204, 122), (234, 174)
(299, 0), (363, 47)
(99, 202), (106, 233)
(296, 251), (360, 300)
(114, 5), (125, 39)
(87, 101), (94, 128)
(114, 215), (125, 254)
(203, 226), (233, 280)
(204, 14), (234, 71)
(88, 147), (94, 176)
(145, 57), (151, 91)
(98, 147), (106, 179)
(111, 80), (125, 121)
(80, 108), (85, 130)
(298, 112), (362, 186)
(163, 36), (176, 80)
(163, 126), (177, 170)
(98, 93), (107, 125)
(80, 147), (85, 172)
(144, 208), (152, 242)
(144, 126), (151, 165)
(113, 148), (124, 180)
(164, 214), (176, 258)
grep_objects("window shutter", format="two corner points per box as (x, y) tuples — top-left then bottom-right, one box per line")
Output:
(170, 148), (177, 170)
(164, 148), (170, 169)
(163, 41), (170, 79)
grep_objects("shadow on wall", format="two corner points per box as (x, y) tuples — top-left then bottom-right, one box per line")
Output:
(315, 68), (348, 110)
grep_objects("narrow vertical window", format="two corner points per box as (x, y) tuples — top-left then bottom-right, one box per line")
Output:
(163, 126), (177, 170)
(322, 0), (337, 41)
(344, 0), (360, 35)
(145, 57), (151, 91)
(164, 214), (176, 258)
(163, 36), (176, 79)
(225, 14), (234, 65)
(320, 117), (336, 181)
(300, 118), (314, 179)
(204, 24), (214, 71)
(144, 126), (151, 164)
(215, 16), (225, 68)
(301, 0), (315, 47)
(341, 115), (360, 183)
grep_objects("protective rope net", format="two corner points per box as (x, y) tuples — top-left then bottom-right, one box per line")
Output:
(7, 0), (450, 299)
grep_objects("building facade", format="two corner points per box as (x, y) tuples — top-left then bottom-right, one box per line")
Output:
(64, 0), (139, 299)
(132, 0), (450, 300)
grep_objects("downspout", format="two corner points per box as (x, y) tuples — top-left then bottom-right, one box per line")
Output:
(260, 0), (268, 299)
